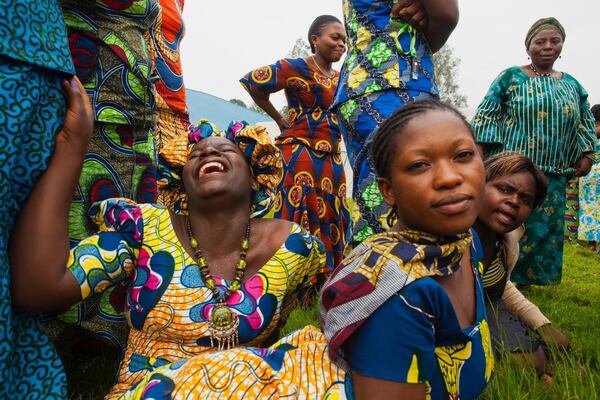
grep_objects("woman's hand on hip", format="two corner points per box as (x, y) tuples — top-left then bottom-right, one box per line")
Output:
(574, 154), (593, 177)
(276, 116), (291, 132)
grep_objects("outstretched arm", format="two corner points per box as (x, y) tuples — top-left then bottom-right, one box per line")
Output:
(10, 77), (94, 312)
(392, 0), (459, 53)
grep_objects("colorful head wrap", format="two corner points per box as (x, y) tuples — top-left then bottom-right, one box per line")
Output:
(525, 17), (565, 49)
(157, 120), (283, 217)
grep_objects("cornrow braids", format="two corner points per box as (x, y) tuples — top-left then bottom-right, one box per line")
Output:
(308, 15), (342, 53)
(484, 152), (548, 209)
(369, 99), (474, 181)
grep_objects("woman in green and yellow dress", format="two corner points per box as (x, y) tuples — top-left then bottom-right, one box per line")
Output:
(472, 17), (597, 286)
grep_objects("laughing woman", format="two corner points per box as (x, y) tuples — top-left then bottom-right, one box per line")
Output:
(10, 116), (345, 398)
(241, 15), (349, 277)
(472, 17), (597, 286)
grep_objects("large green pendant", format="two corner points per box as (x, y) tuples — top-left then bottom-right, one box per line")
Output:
(208, 304), (239, 351)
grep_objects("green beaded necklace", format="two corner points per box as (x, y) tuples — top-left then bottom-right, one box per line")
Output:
(186, 218), (251, 350)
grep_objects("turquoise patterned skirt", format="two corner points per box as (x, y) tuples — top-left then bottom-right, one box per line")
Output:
(512, 175), (566, 286)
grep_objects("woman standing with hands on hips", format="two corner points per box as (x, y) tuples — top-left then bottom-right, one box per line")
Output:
(241, 15), (349, 277)
(472, 18), (597, 286)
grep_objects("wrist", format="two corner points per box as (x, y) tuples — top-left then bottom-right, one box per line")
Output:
(583, 153), (595, 163)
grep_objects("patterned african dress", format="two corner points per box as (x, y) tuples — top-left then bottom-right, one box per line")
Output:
(333, 0), (438, 244)
(52, 0), (161, 346)
(320, 231), (494, 400)
(578, 149), (600, 242)
(564, 178), (580, 241)
(67, 198), (340, 399)
(147, 0), (191, 210)
(0, 1), (74, 397)
(241, 58), (350, 275)
(472, 66), (597, 285)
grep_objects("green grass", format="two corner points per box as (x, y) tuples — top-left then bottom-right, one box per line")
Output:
(67, 243), (600, 399)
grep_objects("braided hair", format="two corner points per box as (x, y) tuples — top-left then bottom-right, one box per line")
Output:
(308, 15), (342, 53)
(369, 100), (474, 226)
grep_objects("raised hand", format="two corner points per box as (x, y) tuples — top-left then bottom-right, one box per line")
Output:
(56, 77), (94, 155)
(391, 0), (428, 30)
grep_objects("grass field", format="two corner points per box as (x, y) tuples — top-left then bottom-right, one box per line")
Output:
(67, 242), (600, 399)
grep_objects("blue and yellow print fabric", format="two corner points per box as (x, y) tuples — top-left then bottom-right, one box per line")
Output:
(67, 198), (327, 398)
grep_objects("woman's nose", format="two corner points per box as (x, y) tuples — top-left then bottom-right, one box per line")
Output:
(433, 163), (463, 189)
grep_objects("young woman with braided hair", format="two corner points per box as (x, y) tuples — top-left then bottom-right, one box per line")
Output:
(321, 100), (494, 399)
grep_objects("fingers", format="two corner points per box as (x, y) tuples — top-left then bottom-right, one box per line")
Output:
(408, 9), (427, 29)
(62, 77), (84, 113)
(391, 0), (427, 29)
(391, 0), (413, 17)
(63, 77), (93, 117)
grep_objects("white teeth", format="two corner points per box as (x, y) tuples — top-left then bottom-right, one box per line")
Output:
(199, 161), (225, 176)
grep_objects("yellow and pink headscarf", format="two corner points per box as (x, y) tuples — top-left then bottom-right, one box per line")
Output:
(158, 120), (282, 217)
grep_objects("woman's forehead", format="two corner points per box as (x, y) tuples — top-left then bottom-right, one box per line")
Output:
(531, 28), (563, 40)
(191, 136), (236, 150)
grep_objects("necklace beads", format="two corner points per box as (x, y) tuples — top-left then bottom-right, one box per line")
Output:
(185, 219), (251, 350)
(529, 63), (552, 77)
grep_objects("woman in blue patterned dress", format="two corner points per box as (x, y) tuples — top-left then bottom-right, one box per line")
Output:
(321, 101), (494, 399)
(472, 18), (597, 285)
(333, 0), (459, 243)
(0, 1), (75, 397)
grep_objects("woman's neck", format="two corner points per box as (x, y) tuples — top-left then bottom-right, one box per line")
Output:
(530, 61), (554, 75)
(473, 219), (499, 266)
(311, 53), (333, 75)
(186, 206), (251, 257)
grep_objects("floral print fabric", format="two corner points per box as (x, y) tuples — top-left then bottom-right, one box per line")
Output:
(512, 176), (567, 285)
(578, 162), (600, 242)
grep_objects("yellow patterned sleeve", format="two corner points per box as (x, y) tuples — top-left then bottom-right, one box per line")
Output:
(68, 199), (143, 300)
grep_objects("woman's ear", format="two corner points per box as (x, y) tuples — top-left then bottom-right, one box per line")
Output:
(378, 178), (396, 208)
(251, 178), (260, 193)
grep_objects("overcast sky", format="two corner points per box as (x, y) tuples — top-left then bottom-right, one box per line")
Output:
(180, 1), (600, 112)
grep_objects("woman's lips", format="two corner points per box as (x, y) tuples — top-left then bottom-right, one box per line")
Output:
(432, 194), (473, 215)
(496, 210), (516, 226)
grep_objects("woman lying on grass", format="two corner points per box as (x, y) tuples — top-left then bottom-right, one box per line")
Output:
(474, 152), (569, 383)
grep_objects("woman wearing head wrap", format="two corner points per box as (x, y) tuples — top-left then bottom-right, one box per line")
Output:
(10, 119), (345, 398)
(472, 17), (597, 286)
